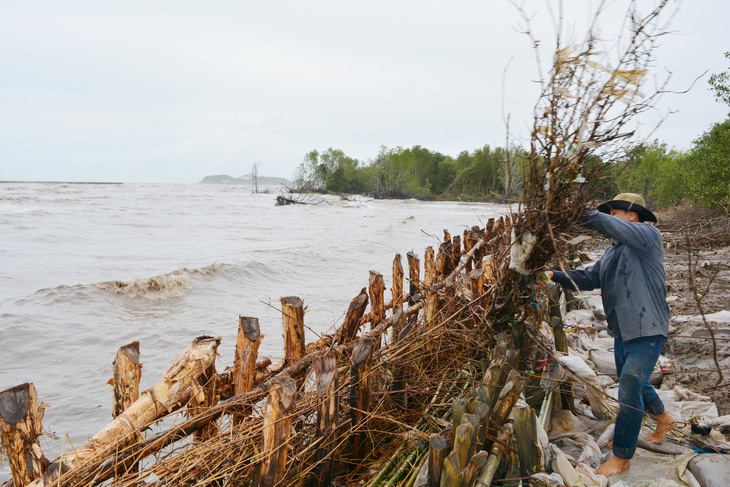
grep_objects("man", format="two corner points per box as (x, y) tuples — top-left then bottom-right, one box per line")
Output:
(546, 193), (677, 477)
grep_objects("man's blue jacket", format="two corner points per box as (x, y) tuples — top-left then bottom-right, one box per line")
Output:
(551, 210), (670, 341)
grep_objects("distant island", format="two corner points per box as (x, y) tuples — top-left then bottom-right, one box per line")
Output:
(199, 174), (291, 186)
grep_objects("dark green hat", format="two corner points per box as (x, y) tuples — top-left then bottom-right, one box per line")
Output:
(597, 192), (657, 223)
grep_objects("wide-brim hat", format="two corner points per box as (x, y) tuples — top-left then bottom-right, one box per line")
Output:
(597, 193), (657, 223)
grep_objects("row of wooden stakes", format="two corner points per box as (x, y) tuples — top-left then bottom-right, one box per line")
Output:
(0, 216), (522, 487)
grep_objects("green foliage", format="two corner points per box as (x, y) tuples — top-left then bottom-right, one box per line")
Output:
(709, 52), (730, 108)
(681, 118), (730, 213)
(613, 141), (687, 208)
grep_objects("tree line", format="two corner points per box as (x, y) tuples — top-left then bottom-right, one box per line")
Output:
(294, 53), (730, 214)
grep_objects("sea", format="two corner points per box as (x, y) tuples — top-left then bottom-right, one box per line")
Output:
(0, 182), (507, 479)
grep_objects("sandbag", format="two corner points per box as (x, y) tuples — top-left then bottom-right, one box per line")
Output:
(688, 453), (730, 487)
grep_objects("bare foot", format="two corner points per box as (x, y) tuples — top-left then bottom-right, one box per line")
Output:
(595, 455), (630, 477)
(646, 411), (677, 445)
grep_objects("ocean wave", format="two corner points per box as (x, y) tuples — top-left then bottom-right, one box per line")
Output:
(96, 274), (193, 298)
(94, 263), (221, 298)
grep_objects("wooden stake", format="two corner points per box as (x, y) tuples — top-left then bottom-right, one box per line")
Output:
(281, 296), (305, 364)
(112, 341), (142, 418)
(514, 406), (541, 479)
(29, 336), (221, 487)
(259, 374), (297, 486)
(463, 229), (473, 273)
(392, 254), (404, 341)
(452, 235), (461, 271)
(335, 288), (368, 345)
(234, 317), (263, 396)
(428, 433), (449, 487)
(406, 251), (421, 303)
(350, 339), (375, 462)
(0, 383), (47, 486)
(369, 271), (386, 325)
(308, 354), (338, 487)
(424, 247), (437, 351)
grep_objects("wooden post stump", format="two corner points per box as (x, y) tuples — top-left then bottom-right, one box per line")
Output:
(424, 247), (437, 352)
(391, 254), (404, 341)
(335, 288), (368, 345)
(350, 339), (375, 463)
(259, 374), (297, 486)
(483, 370), (524, 453)
(368, 271), (386, 326)
(281, 296), (305, 365)
(406, 251), (420, 302)
(234, 317), (264, 397)
(0, 383), (47, 486)
(308, 354), (339, 487)
(112, 341), (142, 418)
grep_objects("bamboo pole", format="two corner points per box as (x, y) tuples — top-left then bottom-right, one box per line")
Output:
(428, 433), (448, 487)
(369, 271), (386, 325)
(0, 383), (47, 486)
(335, 288), (368, 345)
(513, 406), (541, 479)
(475, 425), (512, 487)
(309, 354), (338, 487)
(281, 296), (305, 364)
(350, 338), (375, 463)
(440, 451), (464, 487)
(483, 370), (524, 453)
(234, 317), (264, 396)
(463, 451), (488, 487)
(454, 423), (474, 471)
(28, 336), (221, 487)
(112, 341), (142, 419)
(259, 374), (297, 486)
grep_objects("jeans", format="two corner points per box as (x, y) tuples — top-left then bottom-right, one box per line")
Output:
(612, 334), (667, 460)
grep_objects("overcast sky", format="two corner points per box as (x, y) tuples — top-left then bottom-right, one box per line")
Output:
(1, 1), (728, 183)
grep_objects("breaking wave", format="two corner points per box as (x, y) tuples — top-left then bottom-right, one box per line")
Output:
(95, 263), (220, 299)
(97, 274), (192, 298)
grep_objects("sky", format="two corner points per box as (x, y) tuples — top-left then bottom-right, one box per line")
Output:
(1, 1), (728, 183)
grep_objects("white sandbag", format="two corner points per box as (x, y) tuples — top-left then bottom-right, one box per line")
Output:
(530, 472), (566, 486)
(658, 387), (719, 422)
(556, 354), (610, 419)
(596, 423), (615, 449)
(688, 453), (730, 487)
(551, 431), (603, 468)
(550, 445), (608, 487)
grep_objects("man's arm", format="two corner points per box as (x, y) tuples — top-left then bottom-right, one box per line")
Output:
(582, 210), (661, 258)
(550, 259), (601, 291)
